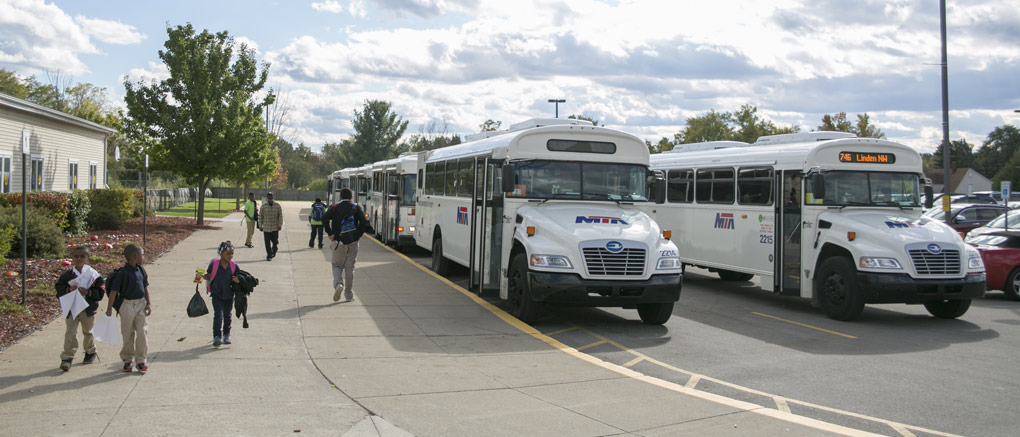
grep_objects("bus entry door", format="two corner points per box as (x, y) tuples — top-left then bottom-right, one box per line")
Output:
(469, 158), (503, 294)
(777, 171), (802, 295)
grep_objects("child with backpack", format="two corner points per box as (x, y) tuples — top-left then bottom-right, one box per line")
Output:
(309, 198), (326, 249)
(322, 188), (370, 302)
(200, 241), (241, 347)
(55, 246), (105, 371)
(106, 244), (151, 373)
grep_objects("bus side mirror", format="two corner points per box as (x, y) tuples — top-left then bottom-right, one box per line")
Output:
(655, 179), (666, 204)
(924, 185), (934, 209)
(811, 174), (825, 200)
(501, 165), (515, 193)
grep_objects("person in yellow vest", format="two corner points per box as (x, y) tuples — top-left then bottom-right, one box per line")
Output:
(309, 198), (326, 248)
(243, 192), (257, 248)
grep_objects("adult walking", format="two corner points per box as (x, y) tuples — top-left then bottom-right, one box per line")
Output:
(258, 192), (284, 261)
(243, 192), (258, 248)
(323, 188), (369, 302)
(308, 198), (326, 249)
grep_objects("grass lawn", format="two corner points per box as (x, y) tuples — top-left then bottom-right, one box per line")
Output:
(157, 197), (240, 218)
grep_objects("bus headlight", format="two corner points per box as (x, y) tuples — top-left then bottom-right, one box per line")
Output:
(967, 250), (984, 269)
(859, 257), (902, 269)
(657, 258), (682, 270)
(530, 255), (572, 268)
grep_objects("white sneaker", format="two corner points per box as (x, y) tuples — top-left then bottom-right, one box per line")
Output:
(333, 285), (343, 302)
(344, 295), (354, 302)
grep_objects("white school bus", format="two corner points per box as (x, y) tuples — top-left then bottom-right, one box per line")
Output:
(367, 154), (419, 247)
(648, 132), (985, 321)
(415, 118), (682, 324)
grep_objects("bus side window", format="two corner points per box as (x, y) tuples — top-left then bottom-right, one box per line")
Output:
(458, 159), (473, 197)
(444, 161), (456, 196)
(697, 168), (734, 204)
(737, 167), (773, 206)
(667, 169), (693, 203)
(426, 163), (436, 195)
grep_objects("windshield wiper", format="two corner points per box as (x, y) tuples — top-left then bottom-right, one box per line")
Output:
(837, 201), (870, 210)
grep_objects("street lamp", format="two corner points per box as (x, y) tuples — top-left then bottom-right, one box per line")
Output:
(548, 99), (565, 118)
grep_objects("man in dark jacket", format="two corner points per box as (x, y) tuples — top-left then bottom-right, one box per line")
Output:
(322, 188), (370, 302)
(55, 246), (105, 370)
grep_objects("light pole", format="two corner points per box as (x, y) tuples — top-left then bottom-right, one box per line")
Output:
(939, 0), (951, 225)
(548, 99), (565, 118)
(19, 130), (28, 305)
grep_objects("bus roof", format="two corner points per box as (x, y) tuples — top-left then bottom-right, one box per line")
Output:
(650, 137), (923, 172)
(426, 123), (648, 164)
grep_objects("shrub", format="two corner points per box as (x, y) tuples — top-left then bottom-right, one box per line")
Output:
(87, 206), (124, 231)
(0, 299), (30, 315)
(0, 224), (14, 266)
(0, 192), (69, 230)
(0, 207), (66, 259)
(131, 191), (155, 218)
(64, 190), (92, 237)
(86, 188), (135, 221)
(29, 282), (52, 297)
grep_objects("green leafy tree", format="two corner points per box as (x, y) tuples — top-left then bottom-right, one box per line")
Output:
(854, 113), (885, 139)
(123, 24), (275, 224)
(978, 124), (1020, 181)
(818, 112), (853, 132)
(929, 139), (975, 170)
(479, 119), (502, 132)
(729, 105), (798, 143)
(678, 110), (733, 143)
(408, 119), (461, 152)
(818, 112), (885, 138)
(0, 69), (29, 99)
(348, 100), (408, 166)
(567, 114), (599, 126)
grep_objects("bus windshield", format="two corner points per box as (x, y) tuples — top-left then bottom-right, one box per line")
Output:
(401, 174), (416, 206)
(508, 160), (649, 201)
(807, 171), (921, 207)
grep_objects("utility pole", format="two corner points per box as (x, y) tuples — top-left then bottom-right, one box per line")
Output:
(20, 130), (28, 305)
(548, 99), (565, 118)
(939, 0), (952, 225)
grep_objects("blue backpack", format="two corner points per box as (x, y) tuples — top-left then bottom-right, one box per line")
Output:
(311, 203), (325, 221)
(339, 202), (358, 235)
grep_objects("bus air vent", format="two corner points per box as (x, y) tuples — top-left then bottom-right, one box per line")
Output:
(582, 248), (646, 276)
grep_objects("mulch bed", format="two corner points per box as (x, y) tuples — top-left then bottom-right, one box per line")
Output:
(0, 216), (220, 351)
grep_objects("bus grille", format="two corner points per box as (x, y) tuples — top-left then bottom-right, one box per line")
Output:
(583, 248), (646, 276)
(908, 249), (961, 275)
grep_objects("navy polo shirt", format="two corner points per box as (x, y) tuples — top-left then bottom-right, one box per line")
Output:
(114, 263), (147, 300)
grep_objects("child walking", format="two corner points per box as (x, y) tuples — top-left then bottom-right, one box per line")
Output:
(106, 244), (151, 373)
(201, 241), (240, 347)
(55, 246), (105, 371)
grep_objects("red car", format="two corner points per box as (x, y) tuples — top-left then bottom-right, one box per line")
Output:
(972, 231), (1020, 300)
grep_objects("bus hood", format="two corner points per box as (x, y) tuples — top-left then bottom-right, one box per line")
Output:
(520, 203), (658, 242)
(829, 211), (960, 244)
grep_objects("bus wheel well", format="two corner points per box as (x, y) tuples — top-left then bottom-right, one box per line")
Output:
(509, 240), (526, 273)
(814, 243), (853, 278)
(433, 226), (442, 242)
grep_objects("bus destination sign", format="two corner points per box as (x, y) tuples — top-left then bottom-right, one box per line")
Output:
(839, 152), (895, 164)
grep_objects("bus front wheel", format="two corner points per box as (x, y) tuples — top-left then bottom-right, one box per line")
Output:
(924, 299), (971, 319)
(432, 238), (449, 276)
(816, 257), (865, 321)
(507, 253), (539, 324)
(637, 303), (674, 325)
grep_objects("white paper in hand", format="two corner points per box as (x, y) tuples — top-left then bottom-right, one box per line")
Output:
(58, 291), (89, 319)
(68, 265), (100, 289)
(91, 314), (122, 345)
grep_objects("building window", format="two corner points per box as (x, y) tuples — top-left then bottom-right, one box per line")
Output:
(68, 161), (79, 190)
(0, 156), (10, 193)
(30, 157), (43, 192)
(89, 162), (98, 189)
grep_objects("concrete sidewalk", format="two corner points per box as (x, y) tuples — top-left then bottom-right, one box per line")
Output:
(0, 201), (866, 436)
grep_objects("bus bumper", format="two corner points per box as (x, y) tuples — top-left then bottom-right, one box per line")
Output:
(527, 272), (682, 306)
(855, 272), (986, 304)
(397, 235), (415, 247)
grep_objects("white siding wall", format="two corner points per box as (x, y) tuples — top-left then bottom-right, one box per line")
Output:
(0, 106), (107, 192)
(959, 170), (991, 193)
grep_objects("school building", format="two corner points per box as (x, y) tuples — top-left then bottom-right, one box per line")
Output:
(0, 92), (115, 193)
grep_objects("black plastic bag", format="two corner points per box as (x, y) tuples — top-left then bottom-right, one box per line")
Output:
(187, 285), (209, 317)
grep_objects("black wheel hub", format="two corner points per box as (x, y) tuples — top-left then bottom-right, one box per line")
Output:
(823, 273), (847, 306)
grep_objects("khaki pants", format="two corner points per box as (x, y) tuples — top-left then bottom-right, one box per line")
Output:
(60, 312), (95, 360)
(331, 240), (359, 299)
(119, 298), (148, 363)
(245, 220), (256, 246)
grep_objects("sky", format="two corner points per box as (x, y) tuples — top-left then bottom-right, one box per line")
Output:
(1, 0), (1018, 154)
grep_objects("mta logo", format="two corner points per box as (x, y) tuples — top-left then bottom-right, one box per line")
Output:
(576, 216), (628, 225)
(714, 213), (735, 229)
(456, 207), (468, 225)
(885, 221), (914, 228)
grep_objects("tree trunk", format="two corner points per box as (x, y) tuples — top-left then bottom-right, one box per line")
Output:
(235, 180), (241, 210)
(197, 179), (208, 225)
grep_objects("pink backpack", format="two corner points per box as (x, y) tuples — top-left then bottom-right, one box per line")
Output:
(207, 258), (237, 293)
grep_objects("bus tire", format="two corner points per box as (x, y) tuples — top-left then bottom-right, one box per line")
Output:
(718, 270), (754, 281)
(637, 302), (674, 325)
(924, 299), (971, 319)
(507, 253), (539, 324)
(431, 238), (449, 276)
(816, 257), (865, 321)
(1004, 268), (1020, 301)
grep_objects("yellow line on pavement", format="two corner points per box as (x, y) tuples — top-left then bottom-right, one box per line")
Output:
(543, 327), (579, 336)
(775, 397), (791, 413)
(622, 357), (644, 368)
(575, 340), (608, 351)
(752, 312), (858, 339)
(366, 237), (894, 437)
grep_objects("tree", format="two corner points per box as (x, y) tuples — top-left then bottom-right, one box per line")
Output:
(978, 124), (1020, 181)
(408, 119), (461, 152)
(818, 112), (853, 132)
(729, 105), (798, 143)
(853, 113), (885, 139)
(567, 114), (599, 126)
(479, 119), (502, 132)
(0, 69), (29, 99)
(929, 139), (975, 170)
(123, 24), (276, 224)
(818, 112), (885, 138)
(348, 100), (408, 166)
(678, 110), (733, 143)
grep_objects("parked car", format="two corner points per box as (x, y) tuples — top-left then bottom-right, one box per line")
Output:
(923, 204), (1010, 235)
(965, 210), (1020, 243)
(970, 231), (1020, 300)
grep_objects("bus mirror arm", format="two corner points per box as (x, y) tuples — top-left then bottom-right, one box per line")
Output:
(654, 179), (667, 204)
(501, 166), (515, 193)
(924, 185), (934, 209)
(811, 174), (825, 200)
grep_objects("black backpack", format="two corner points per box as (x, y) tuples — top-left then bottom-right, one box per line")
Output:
(107, 266), (147, 313)
(338, 202), (359, 235)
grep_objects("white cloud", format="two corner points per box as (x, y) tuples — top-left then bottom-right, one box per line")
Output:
(311, 1), (344, 13)
(234, 36), (260, 53)
(74, 15), (146, 45)
(122, 61), (170, 85)
(0, 0), (96, 75)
